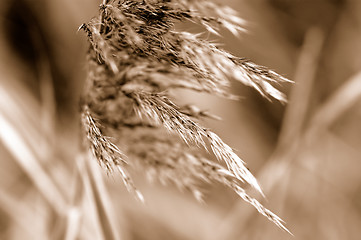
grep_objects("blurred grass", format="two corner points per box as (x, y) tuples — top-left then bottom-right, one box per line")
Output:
(1, 0), (361, 239)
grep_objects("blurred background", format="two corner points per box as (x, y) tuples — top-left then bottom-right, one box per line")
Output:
(1, 0), (361, 239)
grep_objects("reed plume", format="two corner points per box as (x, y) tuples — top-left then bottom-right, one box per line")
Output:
(79, 0), (290, 233)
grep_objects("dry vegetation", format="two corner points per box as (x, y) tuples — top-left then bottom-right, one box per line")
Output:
(1, 0), (361, 240)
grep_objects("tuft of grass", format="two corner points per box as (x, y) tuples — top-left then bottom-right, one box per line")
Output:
(79, 0), (291, 233)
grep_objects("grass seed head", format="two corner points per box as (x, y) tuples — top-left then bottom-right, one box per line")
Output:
(80, 0), (290, 232)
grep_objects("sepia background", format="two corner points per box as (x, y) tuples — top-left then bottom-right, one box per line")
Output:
(1, 0), (361, 239)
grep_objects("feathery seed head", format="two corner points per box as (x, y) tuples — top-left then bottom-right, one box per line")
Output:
(79, 0), (291, 233)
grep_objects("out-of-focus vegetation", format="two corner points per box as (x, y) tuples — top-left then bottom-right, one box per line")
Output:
(1, 0), (361, 239)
